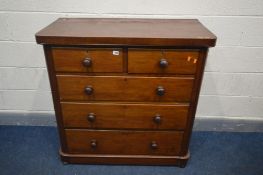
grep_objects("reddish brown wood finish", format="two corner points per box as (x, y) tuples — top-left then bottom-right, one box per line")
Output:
(180, 48), (209, 155)
(60, 149), (189, 167)
(52, 48), (124, 73)
(65, 129), (183, 156)
(43, 46), (68, 152)
(57, 75), (194, 102)
(61, 102), (189, 130)
(36, 18), (216, 47)
(36, 18), (216, 167)
(128, 49), (199, 74)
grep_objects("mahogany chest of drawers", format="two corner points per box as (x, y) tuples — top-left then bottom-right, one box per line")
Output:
(36, 18), (216, 167)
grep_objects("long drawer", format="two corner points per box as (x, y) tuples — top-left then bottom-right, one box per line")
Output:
(57, 75), (194, 102)
(65, 129), (183, 156)
(61, 102), (189, 130)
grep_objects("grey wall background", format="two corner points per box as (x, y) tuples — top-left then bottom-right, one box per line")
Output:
(0, 0), (263, 131)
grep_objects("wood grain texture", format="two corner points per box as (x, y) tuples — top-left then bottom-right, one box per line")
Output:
(57, 75), (194, 102)
(128, 49), (199, 74)
(35, 18), (216, 46)
(43, 46), (68, 152)
(52, 48), (124, 73)
(60, 149), (189, 167)
(180, 48), (208, 155)
(61, 102), (189, 130)
(65, 129), (183, 156)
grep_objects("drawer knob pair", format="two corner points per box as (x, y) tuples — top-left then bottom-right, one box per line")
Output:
(91, 140), (157, 150)
(156, 86), (165, 96)
(85, 86), (165, 96)
(87, 113), (96, 122)
(85, 86), (93, 95)
(159, 58), (168, 68)
(83, 58), (92, 67)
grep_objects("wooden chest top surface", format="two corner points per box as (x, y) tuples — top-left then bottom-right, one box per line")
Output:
(35, 18), (216, 46)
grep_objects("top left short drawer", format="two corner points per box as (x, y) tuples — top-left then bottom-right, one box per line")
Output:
(51, 48), (124, 73)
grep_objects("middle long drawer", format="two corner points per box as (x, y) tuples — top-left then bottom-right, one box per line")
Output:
(61, 102), (189, 130)
(57, 75), (194, 102)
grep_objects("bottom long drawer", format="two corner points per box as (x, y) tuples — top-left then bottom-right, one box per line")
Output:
(65, 130), (183, 156)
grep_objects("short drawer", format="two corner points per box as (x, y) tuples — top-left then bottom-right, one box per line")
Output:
(57, 75), (194, 102)
(65, 130), (183, 156)
(61, 102), (189, 130)
(128, 49), (199, 74)
(52, 48), (123, 73)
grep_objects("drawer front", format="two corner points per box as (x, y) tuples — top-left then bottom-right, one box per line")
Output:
(128, 49), (199, 74)
(61, 102), (189, 130)
(52, 48), (123, 73)
(65, 130), (183, 155)
(57, 75), (194, 102)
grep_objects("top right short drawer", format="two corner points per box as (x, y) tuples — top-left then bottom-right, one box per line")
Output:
(128, 49), (199, 74)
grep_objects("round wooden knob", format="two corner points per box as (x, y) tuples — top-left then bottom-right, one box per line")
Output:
(153, 114), (161, 124)
(87, 113), (96, 122)
(159, 58), (168, 68)
(83, 58), (92, 67)
(84, 86), (93, 95)
(151, 141), (158, 149)
(90, 139), (97, 148)
(156, 86), (165, 96)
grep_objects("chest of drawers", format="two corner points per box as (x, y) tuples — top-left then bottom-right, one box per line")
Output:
(36, 18), (216, 167)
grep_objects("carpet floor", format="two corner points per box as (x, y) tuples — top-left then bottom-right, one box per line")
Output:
(0, 126), (262, 175)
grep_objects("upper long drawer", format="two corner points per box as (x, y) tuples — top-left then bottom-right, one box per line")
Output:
(57, 75), (194, 102)
(128, 49), (199, 74)
(52, 48), (123, 73)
